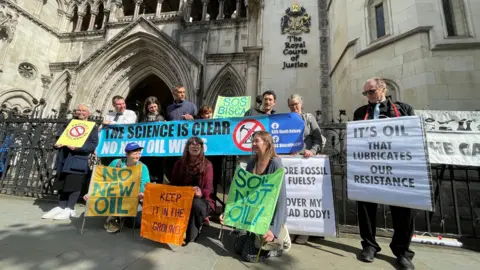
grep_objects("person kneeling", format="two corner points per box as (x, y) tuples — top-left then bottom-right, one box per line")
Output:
(84, 142), (150, 233)
(170, 137), (214, 246)
(222, 131), (289, 262)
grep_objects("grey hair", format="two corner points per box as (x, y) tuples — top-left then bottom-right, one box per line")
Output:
(77, 103), (92, 112)
(287, 94), (303, 104)
(366, 77), (387, 89)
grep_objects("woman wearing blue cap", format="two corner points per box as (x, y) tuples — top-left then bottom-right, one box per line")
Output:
(84, 142), (150, 233)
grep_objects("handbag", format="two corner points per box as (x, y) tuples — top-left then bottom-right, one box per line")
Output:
(62, 154), (89, 174)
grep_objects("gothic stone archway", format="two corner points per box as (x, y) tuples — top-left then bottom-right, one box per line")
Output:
(125, 74), (173, 120)
(71, 18), (202, 114)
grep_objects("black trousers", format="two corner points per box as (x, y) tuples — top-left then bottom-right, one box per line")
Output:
(357, 201), (415, 259)
(186, 197), (209, 242)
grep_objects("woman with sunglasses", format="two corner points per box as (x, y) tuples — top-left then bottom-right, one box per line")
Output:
(170, 137), (214, 245)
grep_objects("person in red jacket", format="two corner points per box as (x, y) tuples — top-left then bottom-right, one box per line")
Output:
(170, 136), (214, 245)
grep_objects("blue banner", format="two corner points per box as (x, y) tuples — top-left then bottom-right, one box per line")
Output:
(96, 113), (305, 157)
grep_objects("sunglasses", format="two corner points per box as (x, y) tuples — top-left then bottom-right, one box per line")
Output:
(188, 139), (203, 146)
(362, 89), (377, 96)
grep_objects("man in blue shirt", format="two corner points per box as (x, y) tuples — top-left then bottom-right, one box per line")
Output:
(166, 84), (198, 121)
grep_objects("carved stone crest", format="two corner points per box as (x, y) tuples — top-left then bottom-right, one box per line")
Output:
(280, 2), (311, 35)
(0, 4), (19, 42)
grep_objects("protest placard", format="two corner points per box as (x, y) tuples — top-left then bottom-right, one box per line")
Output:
(416, 110), (480, 166)
(85, 165), (141, 217)
(213, 96), (251, 118)
(283, 156), (336, 237)
(96, 113), (304, 157)
(56, 119), (96, 148)
(140, 184), (195, 246)
(223, 167), (284, 235)
(346, 116), (434, 211)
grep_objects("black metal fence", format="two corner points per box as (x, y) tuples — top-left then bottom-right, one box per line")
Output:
(1, 111), (479, 239)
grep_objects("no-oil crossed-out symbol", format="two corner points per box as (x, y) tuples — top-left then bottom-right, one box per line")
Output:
(233, 119), (266, 152)
(69, 125), (86, 138)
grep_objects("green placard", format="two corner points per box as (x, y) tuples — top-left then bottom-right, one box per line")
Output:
(224, 166), (284, 235)
(213, 96), (251, 118)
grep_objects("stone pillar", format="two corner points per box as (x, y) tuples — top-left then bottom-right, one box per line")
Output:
(34, 0), (45, 17)
(155, 0), (163, 17)
(134, 0), (143, 18)
(88, 11), (97, 31)
(258, 2), (264, 46)
(243, 47), (262, 106)
(236, 0), (242, 19)
(217, 0), (224, 20)
(0, 11), (18, 72)
(110, 1), (119, 22)
(184, 0), (193, 22)
(75, 12), (85, 32)
(201, 0), (209, 21)
(101, 10), (109, 29)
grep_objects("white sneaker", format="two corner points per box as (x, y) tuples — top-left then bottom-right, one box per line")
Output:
(53, 208), (73, 220)
(42, 207), (64, 219)
(295, 235), (309, 244)
(70, 209), (77, 217)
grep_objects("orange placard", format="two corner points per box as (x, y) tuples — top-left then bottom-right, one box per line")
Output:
(140, 184), (195, 246)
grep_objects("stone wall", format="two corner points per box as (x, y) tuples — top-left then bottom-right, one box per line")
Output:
(329, 0), (480, 117)
(260, 0), (322, 114)
(0, 3), (60, 110)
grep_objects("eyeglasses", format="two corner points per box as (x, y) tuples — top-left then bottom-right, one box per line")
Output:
(362, 89), (377, 96)
(188, 139), (203, 146)
(288, 102), (300, 107)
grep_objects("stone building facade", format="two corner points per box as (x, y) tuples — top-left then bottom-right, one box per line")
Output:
(329, 0), (480, 118)
(0, 0), (330, 120)
(1, 0), (478, 122)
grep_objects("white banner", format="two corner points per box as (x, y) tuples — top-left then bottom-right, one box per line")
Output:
(346, 116), (434, 211)
(282, 156), (337, 237)
(416, 110), (480, 166)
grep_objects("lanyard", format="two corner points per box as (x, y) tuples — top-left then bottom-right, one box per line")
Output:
(364, 103), (400, 120)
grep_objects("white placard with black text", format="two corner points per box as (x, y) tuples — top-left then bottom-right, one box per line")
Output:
(416, 110), (480, 166)
(283, 156), (337, 237)
(346, 116), (434, 211)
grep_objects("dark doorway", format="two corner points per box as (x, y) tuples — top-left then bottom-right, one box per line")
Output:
(125, 75), (173, 122)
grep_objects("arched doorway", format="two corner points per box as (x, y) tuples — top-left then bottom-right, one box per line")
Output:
(125, 74), (173, 121)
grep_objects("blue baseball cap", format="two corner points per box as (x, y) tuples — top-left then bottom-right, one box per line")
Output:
(125, 142), (143, 152)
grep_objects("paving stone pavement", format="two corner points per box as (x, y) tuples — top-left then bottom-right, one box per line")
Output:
(0, 195), (479, 270)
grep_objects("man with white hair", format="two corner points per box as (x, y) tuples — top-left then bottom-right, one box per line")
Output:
(353, 77), (415, 270)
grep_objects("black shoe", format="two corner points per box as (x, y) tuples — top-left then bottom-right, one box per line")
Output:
(358, 247), (376, 262)
(397, 256), (415, 270)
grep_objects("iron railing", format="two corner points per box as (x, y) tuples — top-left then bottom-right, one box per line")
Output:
(0, 111), (478, 239)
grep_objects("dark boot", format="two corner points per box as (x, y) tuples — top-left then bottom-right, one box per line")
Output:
(358, 246), (376, 262)
(397, 256), (415, 270)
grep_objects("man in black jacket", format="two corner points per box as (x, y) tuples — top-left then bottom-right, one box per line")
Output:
(353, 77), (415, 270)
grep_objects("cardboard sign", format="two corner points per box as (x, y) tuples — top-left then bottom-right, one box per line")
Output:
(140, 184), (195, 246)
(346, 116), (434, 211)
(283, 156), (337, 237)
(223, 167), (284, 235)
(213, 96), (251, 118)
(85, 165), (141, 217)
(56, 119), (96, 148)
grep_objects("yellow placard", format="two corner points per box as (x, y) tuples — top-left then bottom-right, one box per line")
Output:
(56, 119), (96, 148)
(140, 184), (195, 246)
(86, 165), (141, 217)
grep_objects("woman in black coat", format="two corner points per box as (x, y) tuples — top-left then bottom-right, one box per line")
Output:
(42, 104), (98, 220)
